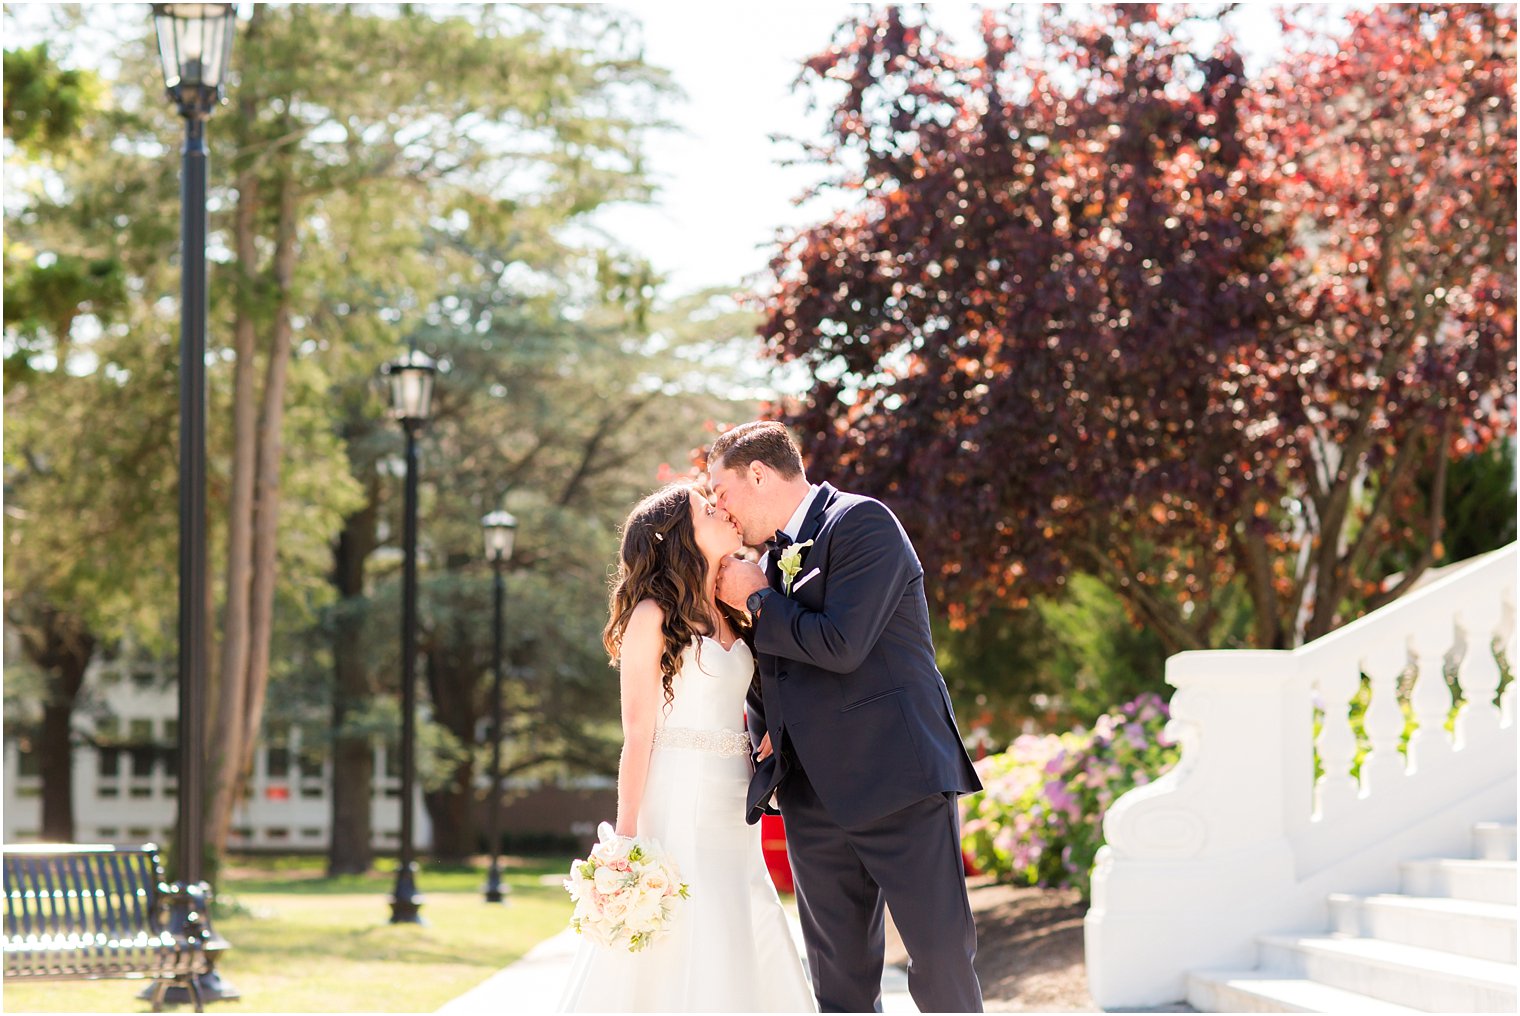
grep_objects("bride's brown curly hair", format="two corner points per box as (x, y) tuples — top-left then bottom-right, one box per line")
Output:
(603, 482), (751, 710)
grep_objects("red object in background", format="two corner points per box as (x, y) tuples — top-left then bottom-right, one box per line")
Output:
(265, 784), (290, 801)
(761, 814), (793, 893)
(760, 811), (976, 888)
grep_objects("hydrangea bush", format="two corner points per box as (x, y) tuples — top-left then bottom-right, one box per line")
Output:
(961, 693), (1180, 899)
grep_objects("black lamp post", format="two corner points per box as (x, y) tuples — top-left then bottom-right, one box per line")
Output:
(149, 3), (238, 1006)
(481, 509), (517, 904)
(382, 348), (436, 924)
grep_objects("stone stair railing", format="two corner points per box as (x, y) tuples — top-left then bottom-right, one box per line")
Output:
(1084, 543), (1517, 1010)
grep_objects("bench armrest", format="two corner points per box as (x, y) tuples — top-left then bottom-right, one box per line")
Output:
(156, 880), (217, 950)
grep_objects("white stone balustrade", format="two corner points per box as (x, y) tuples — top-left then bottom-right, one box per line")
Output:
(1085, 544), (1517, 1010)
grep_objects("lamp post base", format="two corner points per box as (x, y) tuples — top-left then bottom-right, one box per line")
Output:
(483, 863), (511, 904)
(389, 861), (424, 924)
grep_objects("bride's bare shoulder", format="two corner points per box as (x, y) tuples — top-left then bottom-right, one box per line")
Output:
(624, 599), (666, 641)
(629, 598), (665, 623)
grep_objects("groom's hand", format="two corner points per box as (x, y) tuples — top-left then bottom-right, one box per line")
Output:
(717, 555), (767, 610)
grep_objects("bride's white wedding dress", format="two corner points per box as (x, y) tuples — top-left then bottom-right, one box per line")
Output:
(557, 636), (818, 1013)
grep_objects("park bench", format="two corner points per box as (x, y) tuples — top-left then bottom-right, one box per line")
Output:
(2, 842), (227, 1011)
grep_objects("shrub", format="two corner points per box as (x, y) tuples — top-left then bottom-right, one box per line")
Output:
(961, 692), (1180, 899)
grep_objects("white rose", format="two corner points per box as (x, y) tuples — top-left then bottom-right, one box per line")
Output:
(593, 866), (626, 896)
(601, 894), (632, 925)
(626, 895), (665, 934)
(639, 869), (669, 896)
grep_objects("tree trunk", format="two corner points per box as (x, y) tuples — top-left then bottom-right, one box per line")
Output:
(17, 605), (96, 843)
(208, 133), (262, 858)
(422, 626), (481, 864)
(234, 169), (298, 800)
(329, 733), (376, 874)
(423, 780), (476, 864)
(39, 702), (77, 842)
(209, 148), (300, 859)
(327, 477), (379, 876)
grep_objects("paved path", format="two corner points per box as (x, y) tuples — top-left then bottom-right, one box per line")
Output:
(436, 909), (917, 1013)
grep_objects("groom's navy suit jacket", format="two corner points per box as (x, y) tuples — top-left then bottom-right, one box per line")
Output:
(744, 482), (982, 829)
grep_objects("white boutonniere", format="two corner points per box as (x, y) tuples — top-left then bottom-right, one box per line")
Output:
(777, 540), (814, 595)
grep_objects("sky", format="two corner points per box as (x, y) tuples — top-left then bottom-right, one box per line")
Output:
(594, 2), (859, 298)
(6, 2), (1291, 304)
(598, 2), (1288, 300)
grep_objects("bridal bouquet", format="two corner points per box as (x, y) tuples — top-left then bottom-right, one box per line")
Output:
(563, 822), (690, 952)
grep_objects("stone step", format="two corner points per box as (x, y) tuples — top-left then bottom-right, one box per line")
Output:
(1475, 822), (1518, 862)
(1257, 933), (1518, 1012)
(1186, 969), (1424, 1013)
(1328, 892), (1517, 964)
(1400, 858), (1517, 904)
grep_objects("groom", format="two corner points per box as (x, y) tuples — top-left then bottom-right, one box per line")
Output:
(711, 421), (984, 1014)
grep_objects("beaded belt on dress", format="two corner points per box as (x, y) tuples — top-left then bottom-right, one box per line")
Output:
(653, 726), (751, 757)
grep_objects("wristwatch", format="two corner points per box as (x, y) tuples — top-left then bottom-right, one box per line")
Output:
(746, 588), (772, 617)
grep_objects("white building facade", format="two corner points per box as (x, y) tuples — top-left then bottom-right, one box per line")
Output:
(3, 650), (428, 851)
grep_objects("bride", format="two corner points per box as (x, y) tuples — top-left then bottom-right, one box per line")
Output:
(557, 482), (818, 1013)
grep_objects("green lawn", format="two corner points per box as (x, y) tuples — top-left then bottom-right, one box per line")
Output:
(3, 854), (574, 1013)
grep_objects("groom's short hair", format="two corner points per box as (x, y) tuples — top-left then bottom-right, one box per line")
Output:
(709, 421), (805, 480)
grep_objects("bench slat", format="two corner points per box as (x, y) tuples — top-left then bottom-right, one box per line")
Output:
(2, 844), (218, 990)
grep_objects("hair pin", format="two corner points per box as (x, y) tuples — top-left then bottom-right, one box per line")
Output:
(654, 532), (665, 542)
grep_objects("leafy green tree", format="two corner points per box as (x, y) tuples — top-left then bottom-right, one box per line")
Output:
(2, 41), (100, 157)
(2, 32), (148, 841)
(401, 273), (757, 860)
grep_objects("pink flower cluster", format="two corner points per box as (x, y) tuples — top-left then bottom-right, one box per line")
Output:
(960, 693), (1180, 899)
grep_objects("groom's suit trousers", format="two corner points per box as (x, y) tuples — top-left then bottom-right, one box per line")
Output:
(779, 760), (983, 1014)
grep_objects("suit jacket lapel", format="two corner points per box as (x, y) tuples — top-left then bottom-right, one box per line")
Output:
(794, 481), (836, 548)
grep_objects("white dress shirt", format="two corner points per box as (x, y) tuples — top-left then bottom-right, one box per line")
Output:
(759, 484), (820, 573)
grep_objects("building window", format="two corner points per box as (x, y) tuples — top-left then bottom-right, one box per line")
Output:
(383, 743), (401, 779)
(266, 724), (290, 781)
(131, 670), (155, 690)
(97, 827), (120, 840)
(163, 720), (179, 779)
(96, 717), (121, 785)
(128, 718), (155, 778)
(266, 827), (290, 841)
(300, 827), (322, 840)
(126, 827), (151, 841)
(298, 726), (323, 779)
(15, 736), (41, 777)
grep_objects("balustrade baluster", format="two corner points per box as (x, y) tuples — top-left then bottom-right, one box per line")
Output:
(1499, 588), (1517, 726)
(1407, 625), (1456, 774)
(1313, 663), (1360, 818)
(1454, 600), (1504, 746)
(1359, 639), (1409, 796)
